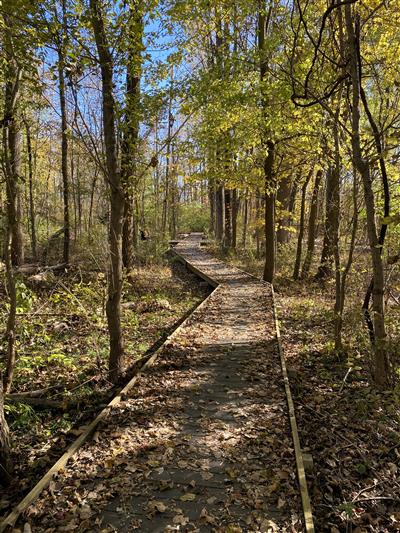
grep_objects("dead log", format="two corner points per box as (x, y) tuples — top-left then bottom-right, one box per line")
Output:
(6, 395), (67, 409)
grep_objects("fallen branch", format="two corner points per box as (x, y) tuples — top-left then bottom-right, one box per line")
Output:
(6, 396), (66, 409)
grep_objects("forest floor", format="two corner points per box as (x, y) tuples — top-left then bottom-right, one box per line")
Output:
(0, 260), (209, 521)
(230, 249), (400, 532)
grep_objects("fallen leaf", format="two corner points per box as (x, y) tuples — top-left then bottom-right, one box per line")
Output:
(180, 493), (196, 501)
(147, 500), (167, 513)
(172, 514), (189, 525)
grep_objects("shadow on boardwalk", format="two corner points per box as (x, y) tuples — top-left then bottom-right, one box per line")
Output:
(96, 338), (302, 532)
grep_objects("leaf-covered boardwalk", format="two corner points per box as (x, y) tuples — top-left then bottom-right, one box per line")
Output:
(26, 234), (306, 532)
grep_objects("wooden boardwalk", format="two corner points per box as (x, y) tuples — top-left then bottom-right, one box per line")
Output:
(17, 234), (312, 532)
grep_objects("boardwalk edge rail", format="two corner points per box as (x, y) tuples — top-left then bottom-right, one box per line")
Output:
(271, 287), (315, 533)
(0, 288), (219, 532)
(172, 243), (315, 533)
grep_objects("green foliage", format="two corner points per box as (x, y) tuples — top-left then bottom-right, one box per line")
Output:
(179, 202), (209, 232)
(16, 280), (36, 313)
(4, 402), (38, 430)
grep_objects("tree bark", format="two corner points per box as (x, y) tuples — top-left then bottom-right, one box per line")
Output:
(24, 119), (37, 261)
(315, 164), (339, 279)
(293, 171), (311, 280)
(57, 0), (70, 265)
(242, 190), (249, 248)
(232, 188), (238, 250)
(345, 4), (389, 386)
(3, 7), (24, 267)
(263, 141), (275, 283)
(224, 188), (232, 249)
(215, 183), (225, 242)
(0, 376), (12, 486)
(276, 175), (292, 245)
(122, 2), (143, 268)
(302, 169), (322, 278)
(259, 2), (275, 283)
(90, 0), (124, 382)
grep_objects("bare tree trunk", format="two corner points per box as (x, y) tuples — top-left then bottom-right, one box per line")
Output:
(242, 190), (248, 248)
(88, 170), (98, 236)
(161, 69), (174, 238)
(215, 183), (225, 242)
(276, 175), (292, 245)
(293, 172), (310, 280)
(302, 169), (322, 277)
(0, 375), (12, 486)
(208, 179), (216, 236)
(335, 165), (359, 350)
(224, 188), (232, 249)
(56, 0), (70, 265)
(263, 141), (275, 283)
(122, 2), (143, 268)
(3, 16), (24, 267)
(288, 182), (297, 228)
(259, 2), (275, 283)
(90, 0), (124, 382)
(24, 119), (37, 261)
(315, 164), (338, 279)
(345, 4), (389, 387)
(232, 188), (238, 250)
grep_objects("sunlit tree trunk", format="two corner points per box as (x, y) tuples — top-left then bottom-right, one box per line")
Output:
(0, 375), (12, 486)
(345, 4), (389, 386)
(56, 0), (70, 265)
(90, 0), (124, 382)
(259, 2), (275, 283)
(276, 175), (292, 245)
(293, 171), (311, 280)
(24, 119), (37, 261)
(302, 169), (322, 277)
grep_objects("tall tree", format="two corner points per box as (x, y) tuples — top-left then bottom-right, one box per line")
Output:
(259, 1), (275, 283)
(89, 0), (124, 382)
(55, 0), (71, 265)
(122, 0), (144, 269)
(345, 3), (390, 386)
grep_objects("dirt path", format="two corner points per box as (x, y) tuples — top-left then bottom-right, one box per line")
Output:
(26, 235), (304, 532)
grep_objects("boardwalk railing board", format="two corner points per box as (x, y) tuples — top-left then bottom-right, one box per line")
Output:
(0, 288), (218, 532)
(272, 287), (315, 533)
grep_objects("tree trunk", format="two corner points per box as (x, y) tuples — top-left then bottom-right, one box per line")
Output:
(57, 0), (70, 265)
(263, 141), (275, 283)
(24, 119), (37, 261)
(232, 188), (238, 250)
(315, 164), (338, 279)
(293, 172), (311, 280)
(3, 16), (24, 268)
(122, 2), (143, 268)
(335, 165), (359, 350)
(0, 376), (12, 486)
(345, 4), (389, 386)
(90, 0), (124, 382)
(224, 188), (232, 249)
(208, 179), (216, 236)
(215, 183), (225, 242)
(242, 190), (248, 248)
(259, 2), (275, 283)
(302, 169), (322, 278)
(276, 175), (292, 245)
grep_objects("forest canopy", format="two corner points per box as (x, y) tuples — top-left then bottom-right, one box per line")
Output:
(0, 0), (400, 529)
